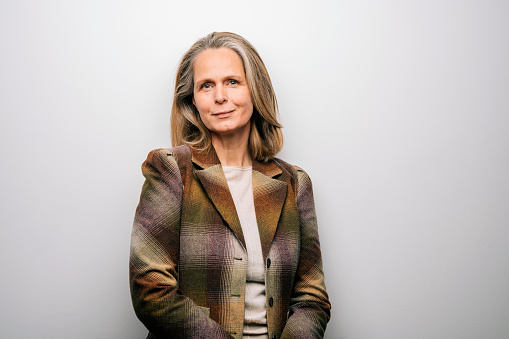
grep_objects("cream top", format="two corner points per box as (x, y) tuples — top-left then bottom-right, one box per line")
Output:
(222, 166), (268, 339)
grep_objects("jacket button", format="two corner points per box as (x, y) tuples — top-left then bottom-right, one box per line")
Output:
(268, 297), (274, 307)
(266, 258), (271, 269)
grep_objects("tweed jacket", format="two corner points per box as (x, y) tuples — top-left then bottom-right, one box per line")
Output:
(130, 146), (331, 339)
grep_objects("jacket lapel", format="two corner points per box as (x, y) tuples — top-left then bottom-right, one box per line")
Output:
(191, 148), (288, 259)
(192, 149), (246, 248)
(252, 161), (287, 261)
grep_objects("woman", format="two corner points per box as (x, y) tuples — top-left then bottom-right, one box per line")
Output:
(130, 32), (330, 339)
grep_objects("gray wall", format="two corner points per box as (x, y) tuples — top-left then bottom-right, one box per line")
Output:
(1, 1), (508, 338)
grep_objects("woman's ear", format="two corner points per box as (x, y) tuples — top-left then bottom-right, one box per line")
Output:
(192, 97), (195, 106)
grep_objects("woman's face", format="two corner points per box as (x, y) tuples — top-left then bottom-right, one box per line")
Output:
(192, 48), (253, 140)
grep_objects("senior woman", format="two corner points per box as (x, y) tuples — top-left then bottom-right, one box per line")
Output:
(130, 32), (330, 339)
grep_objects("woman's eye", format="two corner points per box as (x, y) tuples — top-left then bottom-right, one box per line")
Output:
(228, 80), (238, 85)
(201, 83), (211, 89)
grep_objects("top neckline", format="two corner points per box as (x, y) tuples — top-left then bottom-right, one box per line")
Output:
(222, 165), (252, 170)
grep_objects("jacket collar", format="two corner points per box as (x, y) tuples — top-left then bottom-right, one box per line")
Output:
(190, 147), (287, 259)
(191, 147), (282, 178)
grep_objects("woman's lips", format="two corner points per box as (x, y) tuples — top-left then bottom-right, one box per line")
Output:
(213, 110), (234, 118)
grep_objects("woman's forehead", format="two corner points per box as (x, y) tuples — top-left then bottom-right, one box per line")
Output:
(194, 48), (245, 78)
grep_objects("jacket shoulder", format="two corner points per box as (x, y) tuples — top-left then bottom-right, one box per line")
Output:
(272, 158), (310, 180)
(293, 165), (311, 181)
(142, 148), (179, 175)
(143, 146), (193, 186)
(145, 145), (191, 163)
(272, 158), (314, 199)
(146, 145), (190, 157)
(293, 165), (306, 175)
(144, 148), (172, 162)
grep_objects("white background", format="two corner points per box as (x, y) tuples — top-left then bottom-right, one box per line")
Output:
(1, 1), (508, 338)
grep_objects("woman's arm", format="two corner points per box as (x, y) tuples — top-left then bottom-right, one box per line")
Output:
(129, 149), (233, 338)
(281, 167), (331, 339)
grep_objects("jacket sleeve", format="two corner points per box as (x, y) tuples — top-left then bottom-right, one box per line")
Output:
(129, 149), (233, 338)
(281, 167), (331, 339)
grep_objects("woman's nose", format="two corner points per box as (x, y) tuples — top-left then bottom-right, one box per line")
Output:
(215, 85), (227, 104)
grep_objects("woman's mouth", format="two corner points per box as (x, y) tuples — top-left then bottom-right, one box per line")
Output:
(213, 110), (234, 118)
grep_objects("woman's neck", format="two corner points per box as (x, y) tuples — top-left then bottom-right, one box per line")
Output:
(211, 132), (252, 167)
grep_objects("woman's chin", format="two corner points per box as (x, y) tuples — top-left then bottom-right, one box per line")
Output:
(210, 124), (250, 138)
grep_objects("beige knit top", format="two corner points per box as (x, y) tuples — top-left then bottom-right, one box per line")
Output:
(223, 166), (268, 339)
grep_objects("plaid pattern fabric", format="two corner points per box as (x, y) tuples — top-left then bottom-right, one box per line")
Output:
(130, 146), (330, 338)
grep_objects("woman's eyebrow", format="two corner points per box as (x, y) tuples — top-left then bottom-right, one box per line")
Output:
(194, 77), (214, 85)
(195, 75), (243, 84)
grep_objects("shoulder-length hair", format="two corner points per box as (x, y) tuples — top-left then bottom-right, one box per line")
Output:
(170, 32), (283, 162)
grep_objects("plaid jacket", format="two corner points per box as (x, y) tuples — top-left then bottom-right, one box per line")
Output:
(130, 146), (331, 339)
